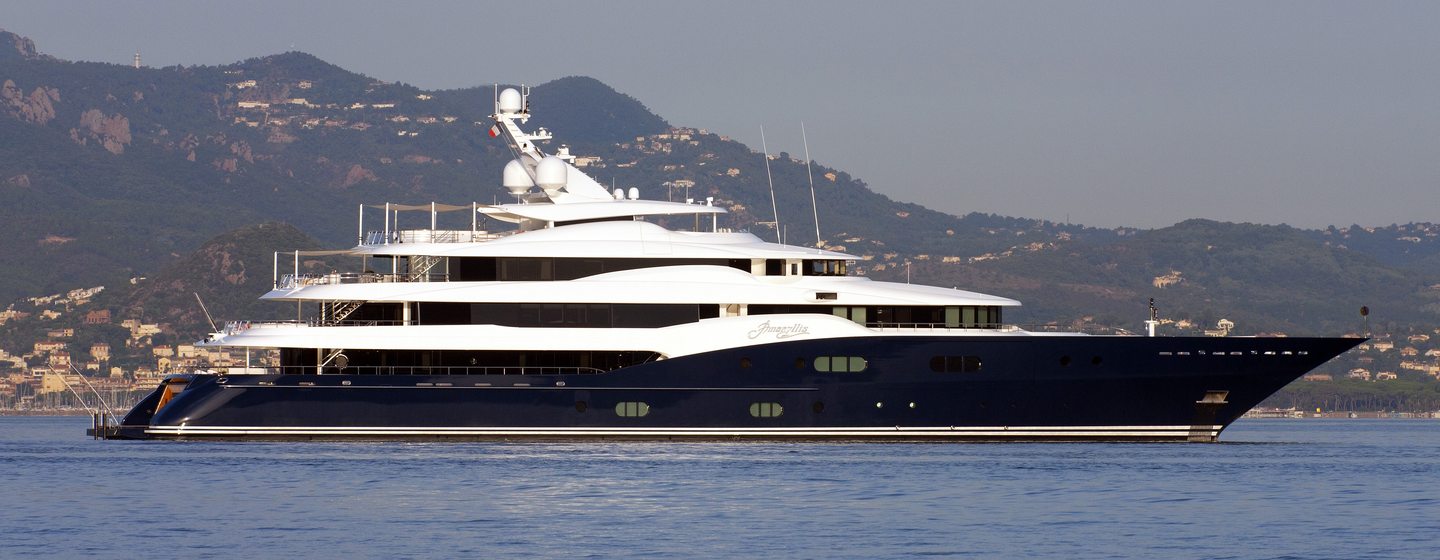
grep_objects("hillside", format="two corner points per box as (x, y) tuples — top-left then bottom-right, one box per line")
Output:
(3, 28), (1440, 342)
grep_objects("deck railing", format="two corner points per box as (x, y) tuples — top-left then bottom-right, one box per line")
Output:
(217, 365), (608, 376)
(864, 322), (1134, 335)
(277, 272), (449, 289)
(363, 229), (504, 245)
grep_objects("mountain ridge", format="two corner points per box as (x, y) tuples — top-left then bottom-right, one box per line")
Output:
(1, 28), (1437, 343)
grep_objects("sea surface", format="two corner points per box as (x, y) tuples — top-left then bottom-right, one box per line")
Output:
(1, 417), (1436, 559)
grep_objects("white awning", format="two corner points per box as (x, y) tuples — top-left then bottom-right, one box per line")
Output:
(366, 203), (474, 212)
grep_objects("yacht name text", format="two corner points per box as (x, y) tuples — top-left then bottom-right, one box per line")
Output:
(747, 321), (811, 340)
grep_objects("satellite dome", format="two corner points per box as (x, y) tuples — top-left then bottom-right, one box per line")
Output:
(502, 159), (533, 196)
(535, 156), (568, 194)
(498, 88), (523, 113)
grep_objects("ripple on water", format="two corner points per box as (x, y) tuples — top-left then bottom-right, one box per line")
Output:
(2, 417), (1439, 559)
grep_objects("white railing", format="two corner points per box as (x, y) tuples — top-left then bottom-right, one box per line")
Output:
(864, 323), (1134, 335)
(276, 272), (447, 289)
(362, 229), (504, 245)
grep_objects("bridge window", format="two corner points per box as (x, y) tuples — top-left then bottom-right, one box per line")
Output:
(804, 260), (850, 276)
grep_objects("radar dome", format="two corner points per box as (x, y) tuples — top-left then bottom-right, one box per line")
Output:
(502, 159), (533, 196)
(535, 156), (568, 194)
(498, 88), (523, 113)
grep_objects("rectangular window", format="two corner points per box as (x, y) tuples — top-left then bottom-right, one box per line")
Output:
(814, 356), (867, 373)
(932, 355), (985, 373)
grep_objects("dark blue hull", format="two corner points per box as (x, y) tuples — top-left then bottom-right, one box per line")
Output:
(114, 335), (1362, 441)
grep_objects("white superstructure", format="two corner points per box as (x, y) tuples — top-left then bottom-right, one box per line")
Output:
(202, 86), (1024, 367)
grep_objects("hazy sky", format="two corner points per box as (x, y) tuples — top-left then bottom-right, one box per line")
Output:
(7, 1), (1439, 229)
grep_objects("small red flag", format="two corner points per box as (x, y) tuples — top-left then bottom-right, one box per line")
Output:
(488, 124), (500, 138)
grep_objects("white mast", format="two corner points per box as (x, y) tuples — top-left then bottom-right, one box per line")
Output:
(760, 126), (780, 243)
(802, 122), (820, 249)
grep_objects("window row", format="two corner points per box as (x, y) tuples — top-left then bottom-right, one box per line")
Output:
(448, 256), (750, 281)
(814, 356), (869, 373)
(606, 401), (786, 418)
(748, 304), (1003, 328)
(279, 348), (659, 374)
(347, 302), (721, 328)
(929, 355), (983, 373)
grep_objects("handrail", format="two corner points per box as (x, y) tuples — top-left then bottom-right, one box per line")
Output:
(277, 272), (449, 289)
(362, 229), (505, 246)
(864, 322), (1007, 332)
(218, 365), (610, 376)
(864, 322), (1134, 335)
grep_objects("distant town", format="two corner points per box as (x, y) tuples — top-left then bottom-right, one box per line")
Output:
(0, 284), (277, 413)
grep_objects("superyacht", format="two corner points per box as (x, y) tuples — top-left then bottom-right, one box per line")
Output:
(106, 87), (1361, 441)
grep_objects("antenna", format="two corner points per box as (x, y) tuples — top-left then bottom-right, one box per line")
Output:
(761, 126), (780, 243)
(802, 122), (821, 250)
(195, 292), (219, 333)
(1146, 298), (1160, 337)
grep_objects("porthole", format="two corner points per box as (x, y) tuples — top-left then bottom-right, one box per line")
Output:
(794, 357), (806, 369)
(1059, 356), (1072, 367)
(1091, 356), (1103, 366)
(615, 401), (650, 417)
(740, 357), (752, 369)
(749, 402), (784, 418)
(812, 401), (825, 413)
(575, 400), (588, 413)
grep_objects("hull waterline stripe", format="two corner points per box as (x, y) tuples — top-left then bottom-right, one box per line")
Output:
(146, 425), (1222, 438)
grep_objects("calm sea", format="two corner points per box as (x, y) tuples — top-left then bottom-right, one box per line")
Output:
(1, 417), (1436, 559)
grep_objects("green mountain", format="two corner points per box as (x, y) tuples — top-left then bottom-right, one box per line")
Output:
(3, 28), (1439, 342)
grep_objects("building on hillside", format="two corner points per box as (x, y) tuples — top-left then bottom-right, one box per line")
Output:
(1152, 271), (1183, 288)
(84, 309), (111, 324)
(33, 341), (65, 354)
(37, 372), (84, 395)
